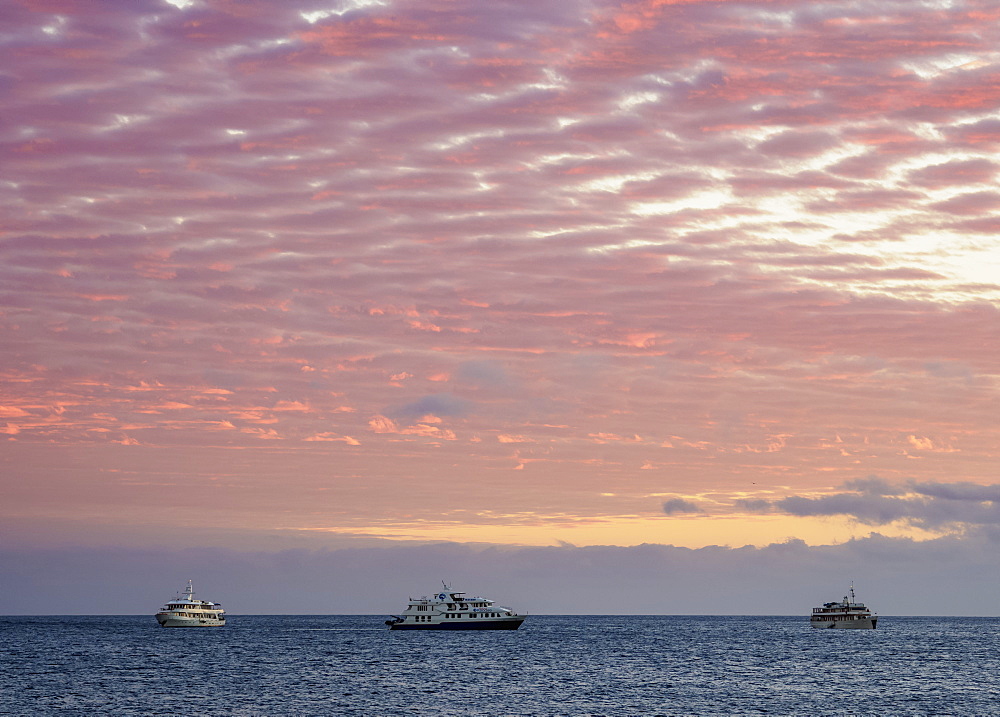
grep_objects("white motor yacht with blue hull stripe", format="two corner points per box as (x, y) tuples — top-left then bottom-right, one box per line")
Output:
(386, 583), (525, 630)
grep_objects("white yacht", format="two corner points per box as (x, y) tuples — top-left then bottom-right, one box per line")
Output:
(385, 582), (525, 630)
(155, 580), (226, 627)
(810, 585), (877, 629)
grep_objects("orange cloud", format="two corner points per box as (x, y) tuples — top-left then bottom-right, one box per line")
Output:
(304, 433), (361, 445)
(369, 415), (398, 433)
(273, 401), (311, 412)
(498, 434), (532, 443)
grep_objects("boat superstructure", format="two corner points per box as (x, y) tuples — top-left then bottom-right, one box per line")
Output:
(810, 584), (877, 629)
(155, 580), (226, 627)
(385, 582), (525, 630)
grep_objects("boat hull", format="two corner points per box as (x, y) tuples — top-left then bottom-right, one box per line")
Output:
(156, 614), (225, 627)
(811, 617), (877, 629)
(389, 618), (523, 630)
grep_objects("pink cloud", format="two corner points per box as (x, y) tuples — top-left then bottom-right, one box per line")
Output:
(3, 0), (1000, 558)
(907, 159), (998, 189)
(929, 191), (1000, 215)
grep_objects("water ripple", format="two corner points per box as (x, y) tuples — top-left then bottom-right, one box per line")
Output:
(2, 615), (999, 715)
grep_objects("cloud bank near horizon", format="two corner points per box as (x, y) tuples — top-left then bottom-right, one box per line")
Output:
(2, 532), (998, 615)
(738, 478), (1000, 532)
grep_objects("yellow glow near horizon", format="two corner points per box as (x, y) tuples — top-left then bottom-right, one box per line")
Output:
(295, 514), (944, 549)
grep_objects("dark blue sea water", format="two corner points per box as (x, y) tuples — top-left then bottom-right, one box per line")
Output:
(2, 615), (999, 716)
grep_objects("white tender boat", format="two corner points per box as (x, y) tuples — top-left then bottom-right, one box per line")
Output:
(810, 585), (877, 629)
(155, 580), (226, 627)
(385, 582), (525, 630)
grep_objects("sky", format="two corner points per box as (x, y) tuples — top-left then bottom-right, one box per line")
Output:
(2, 0), (1000, 615)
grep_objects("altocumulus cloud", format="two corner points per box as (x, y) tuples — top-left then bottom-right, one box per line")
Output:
(390, 393), (472, 420)
(742, 476), (1000, 531)
(662, 498), (703, 515)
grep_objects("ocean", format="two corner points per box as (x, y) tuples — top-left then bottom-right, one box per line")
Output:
(2, 615), (999, 715)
